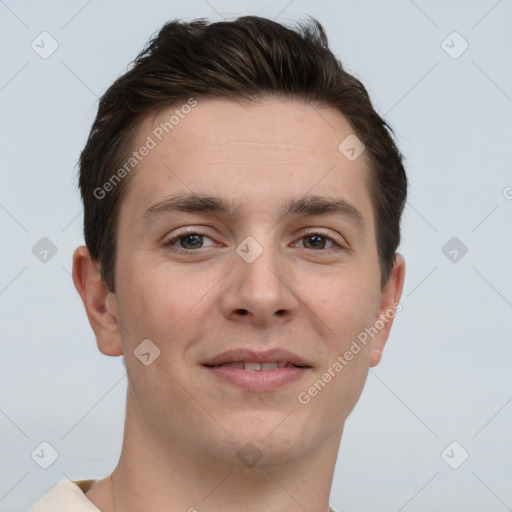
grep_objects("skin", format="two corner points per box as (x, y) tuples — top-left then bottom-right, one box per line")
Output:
(73, 96), (405, 512)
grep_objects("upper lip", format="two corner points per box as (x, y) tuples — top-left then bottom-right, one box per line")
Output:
(202, 348), (311, 367)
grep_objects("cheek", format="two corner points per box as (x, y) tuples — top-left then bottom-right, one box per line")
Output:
(115, 253), (219, 352)
(303, 272), (378, 408)
(114, 254), (177, 344)
(312, 270), (379, 343)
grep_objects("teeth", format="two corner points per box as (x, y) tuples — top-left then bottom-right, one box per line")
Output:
(228, 361), (289, 371)
(244, 362), (261, 371)
(218, 361), (297, 371)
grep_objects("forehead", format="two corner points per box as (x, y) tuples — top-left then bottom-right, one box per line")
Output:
(144, 96), (355, 161)
(119, 96), (374, 231)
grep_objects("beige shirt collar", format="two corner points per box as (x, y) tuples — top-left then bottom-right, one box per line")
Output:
(28, 480), (100, 512)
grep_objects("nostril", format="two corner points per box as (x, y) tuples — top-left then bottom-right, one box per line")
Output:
(236, 309), (248, 315)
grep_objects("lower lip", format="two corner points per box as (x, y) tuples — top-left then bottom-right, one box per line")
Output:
(204, 365), (309, 391)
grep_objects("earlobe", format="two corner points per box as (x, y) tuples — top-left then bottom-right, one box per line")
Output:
(369, 347), (383, 367)
(72, 246), (123, 357)
(369, 253), (406, 368)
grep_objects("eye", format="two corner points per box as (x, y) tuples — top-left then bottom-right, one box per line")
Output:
(163, 229), (346, 254)
(163, 230), (216, 252)
(295, 231), (344, 251)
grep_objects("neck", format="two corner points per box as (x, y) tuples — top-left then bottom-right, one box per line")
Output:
(86, 393), (342, 512)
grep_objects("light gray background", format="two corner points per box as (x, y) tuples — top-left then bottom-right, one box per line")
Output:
(1, 1), (511, 511)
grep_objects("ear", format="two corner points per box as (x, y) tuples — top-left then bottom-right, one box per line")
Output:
(369, 253), (405, 367)
(72, 246), (123, 357)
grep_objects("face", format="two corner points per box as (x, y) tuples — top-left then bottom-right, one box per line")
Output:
(98, 96), (402, 469)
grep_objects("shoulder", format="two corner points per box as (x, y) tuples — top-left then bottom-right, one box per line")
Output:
(28, 479), (100, 512)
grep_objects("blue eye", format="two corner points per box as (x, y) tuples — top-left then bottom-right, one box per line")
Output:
(163, 229), (345, 254)
(298, 233), (337, 250)
(164, 231), (215, 251)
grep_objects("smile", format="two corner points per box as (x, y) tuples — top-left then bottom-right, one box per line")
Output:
(206, 361), (305, 371)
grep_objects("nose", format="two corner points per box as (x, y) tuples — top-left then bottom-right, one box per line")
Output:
(220, 238), (299, 327)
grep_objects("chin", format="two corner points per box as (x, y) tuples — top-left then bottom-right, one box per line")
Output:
(223, 412), (314, 462)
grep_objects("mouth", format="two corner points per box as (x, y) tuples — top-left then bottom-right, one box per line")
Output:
(204, 361), (308, 370)
(201, 349), (312, 391)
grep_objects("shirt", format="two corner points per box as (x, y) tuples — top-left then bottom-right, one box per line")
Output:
(28, 479), (339, 511)
(28, 480), (100, 512)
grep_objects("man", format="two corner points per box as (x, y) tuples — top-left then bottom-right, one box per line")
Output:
(29, 14), (406, 512)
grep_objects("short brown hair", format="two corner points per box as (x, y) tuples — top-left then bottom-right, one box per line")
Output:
(78, 15), (407, 291)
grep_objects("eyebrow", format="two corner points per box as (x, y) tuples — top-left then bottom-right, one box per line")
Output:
(142, 193), (366, 232)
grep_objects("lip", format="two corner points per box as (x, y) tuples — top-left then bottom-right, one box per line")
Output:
(201, 348), (312, 392)
(202, 348), (311, 367)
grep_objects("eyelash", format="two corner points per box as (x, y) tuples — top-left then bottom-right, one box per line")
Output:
(163, 228), (346, 254)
